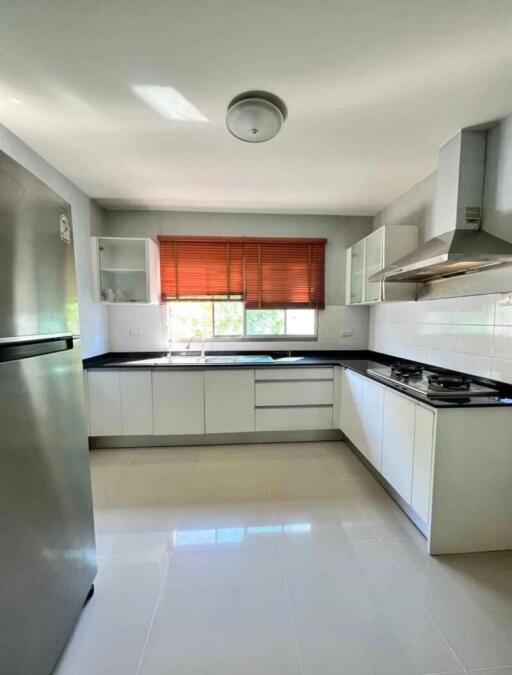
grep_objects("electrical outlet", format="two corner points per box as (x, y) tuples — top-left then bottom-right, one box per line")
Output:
(341, 329), (353, 337)
(498, 293), (512, 307)
(129, 328), (142, 338)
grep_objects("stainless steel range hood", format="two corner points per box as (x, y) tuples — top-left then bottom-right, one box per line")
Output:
(370, 228), (512, 282)
(370, 129), (512, 283)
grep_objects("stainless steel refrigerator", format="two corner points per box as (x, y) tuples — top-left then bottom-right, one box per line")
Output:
(0, 150), (96, 674)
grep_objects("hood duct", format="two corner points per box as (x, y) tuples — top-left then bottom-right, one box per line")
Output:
(370, 129), (512, 283)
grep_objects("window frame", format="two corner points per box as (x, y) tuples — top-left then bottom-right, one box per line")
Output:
(167, 301), (318, 342)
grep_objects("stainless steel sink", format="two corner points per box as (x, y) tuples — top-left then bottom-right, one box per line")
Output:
(122, 354), (275, 366)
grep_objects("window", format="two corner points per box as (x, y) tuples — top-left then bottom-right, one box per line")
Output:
(168, 302), (316, 341)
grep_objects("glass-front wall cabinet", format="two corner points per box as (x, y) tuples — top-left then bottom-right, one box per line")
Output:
(346, 225), (418, 305)
(92, 237), (159, 303)
(364, 229), (384, 303)
(349, 240), (365, 304)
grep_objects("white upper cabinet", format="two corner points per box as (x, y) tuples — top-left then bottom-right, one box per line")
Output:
(346, 224), (418, 305)
(91, 236), (160, 304)
(364, 229), (384, 303)
(348, 239), (365, 304)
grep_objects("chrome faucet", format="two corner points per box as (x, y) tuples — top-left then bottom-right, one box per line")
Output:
(185, 336), (205, 359)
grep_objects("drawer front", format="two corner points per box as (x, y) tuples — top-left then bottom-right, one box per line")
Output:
(255, 406), (333, 431)
(255, 367), (333, 381)
(256, 380), (333, 406)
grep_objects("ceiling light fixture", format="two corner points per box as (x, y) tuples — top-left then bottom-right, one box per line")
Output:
(226, 91), (287, 143)
(132, 85), (207, 122)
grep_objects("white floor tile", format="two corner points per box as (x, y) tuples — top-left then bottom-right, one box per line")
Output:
(59, 443), (512, 675)
(282, 540), (462, 675)
(382, 535), (512, 670)
(139, 547), (302, 675)
(54, 554), (166, 675)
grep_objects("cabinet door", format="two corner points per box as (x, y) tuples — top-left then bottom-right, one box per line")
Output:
(349, 240), (365, 304)
(381, 389), (415, 503)
(88, 371), (122, 436)
(364, 229), (383, 303)
(153, 371), (205, 435)
(340, 369), (363, 448)
(205, 369), (254, 433)
(411, 406), (435, 523)
(96, 237), (149, 303)
(119, 371), (153, 435)
(360, 377), (384, 469)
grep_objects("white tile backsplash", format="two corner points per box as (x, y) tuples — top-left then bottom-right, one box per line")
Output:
(108, 304), (369, 353)
(370, 293), (512, 384)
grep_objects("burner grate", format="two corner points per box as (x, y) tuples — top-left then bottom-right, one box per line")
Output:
(427, 373), (471, 391)
(390, 362), (423, 380)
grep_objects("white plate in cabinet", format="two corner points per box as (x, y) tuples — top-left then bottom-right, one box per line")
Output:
(153, 370), (205, 435)
(411, 406), (435, 524)
(255, 406), (333, 431)
(381, 389), (415, 503)
(204, 369), (254, 433)
(255, 367), (333, 381)
(87, 370), (122, 436)
(119, 371), (153, 435)
(255, 380), (333, 407)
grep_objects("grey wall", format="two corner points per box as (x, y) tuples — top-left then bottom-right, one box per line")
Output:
(482, 114), (512, 243)
(0, 124), (108, 357)
(104, 211), (372, 307)
(372, 171), (436, 243)
(103, 211), (372, 352)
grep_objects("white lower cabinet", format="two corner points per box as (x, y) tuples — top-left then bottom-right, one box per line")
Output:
(255, 406), (333, 431)
(340, 368), (364, 448)
(340, 368), (436, 527)
(119, 371), (153, 435)
(411, 405), (435, 523)
(255, 380), (333, 406)
(88, 370), (154, 436)
(204, 369), (255, 433)
(152, 370), (205, 435)
(382, 389), (416, 503)
(88, 370), (122, 436)
(360, 377), (384, 469)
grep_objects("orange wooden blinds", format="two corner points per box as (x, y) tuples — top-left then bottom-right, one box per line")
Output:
(158, 235), (326, 309)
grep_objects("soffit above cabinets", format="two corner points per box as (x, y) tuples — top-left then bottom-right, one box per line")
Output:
(1, 1), (512, 213)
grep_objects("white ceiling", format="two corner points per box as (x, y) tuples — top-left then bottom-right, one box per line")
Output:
(1, 1), (512, 214)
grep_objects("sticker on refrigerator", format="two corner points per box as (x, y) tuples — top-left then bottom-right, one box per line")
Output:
(59, 214), (71, 244)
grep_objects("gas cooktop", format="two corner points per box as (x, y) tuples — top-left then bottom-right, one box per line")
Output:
(367, 362), (500, 399)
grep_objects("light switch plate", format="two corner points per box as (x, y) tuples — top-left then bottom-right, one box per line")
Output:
(498, 293), (512, 307)
(129, 328), (142, 337)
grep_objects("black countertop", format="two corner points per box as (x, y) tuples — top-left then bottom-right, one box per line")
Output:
(83, 350), (512, 409)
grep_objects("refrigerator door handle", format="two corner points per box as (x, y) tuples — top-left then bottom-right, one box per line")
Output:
(0, 332), (73, 345)
(0, 335), (74, 363)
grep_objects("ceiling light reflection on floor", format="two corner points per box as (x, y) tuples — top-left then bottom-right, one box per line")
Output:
(173, 523), (311, 547)
(132, 85), (207, 122)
